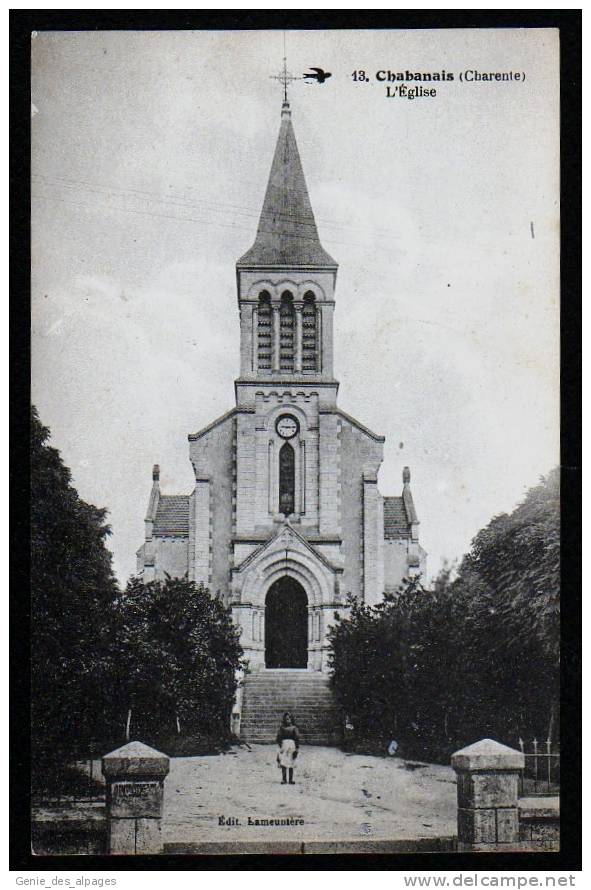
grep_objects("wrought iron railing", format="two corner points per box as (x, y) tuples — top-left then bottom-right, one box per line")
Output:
(32, 742), (105, 805)
(518, 737), (560, 796)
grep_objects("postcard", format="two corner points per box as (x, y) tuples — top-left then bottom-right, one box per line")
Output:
(30, 26), (561, 857)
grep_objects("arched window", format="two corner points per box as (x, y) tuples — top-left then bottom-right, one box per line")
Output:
(279, 291), (295, 372)
(302, 291), (318, 371)
(257, 291), (272, 370)
(279, 442), (295, 516)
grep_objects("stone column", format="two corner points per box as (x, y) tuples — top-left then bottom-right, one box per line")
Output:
(294, 303), (303, 372)
(272, 304), (280, 372)
(362, 472), (383, 606)
(102, 741), (170, 854)
(193, 478), (211, 587)
(299, 439), (306, 514)
(451, 738), (525, 852)
(231, 668), (244, 737)
(268, 439), (275, 514)
(319, 304), (330, 374)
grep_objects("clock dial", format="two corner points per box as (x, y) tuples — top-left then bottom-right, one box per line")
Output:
(276, 415), (299, 439)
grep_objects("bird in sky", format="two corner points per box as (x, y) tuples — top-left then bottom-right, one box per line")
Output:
(303, 67), (332, 84)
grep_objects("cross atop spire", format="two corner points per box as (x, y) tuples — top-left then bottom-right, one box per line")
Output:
(270, 56), (301, 108)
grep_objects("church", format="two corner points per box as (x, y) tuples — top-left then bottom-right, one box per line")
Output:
(136, 96), (426, 722)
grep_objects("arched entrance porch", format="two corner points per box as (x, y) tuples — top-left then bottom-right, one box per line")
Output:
(265, 577), (308, 669)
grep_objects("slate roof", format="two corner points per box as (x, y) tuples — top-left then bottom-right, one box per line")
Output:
(383, 496), (411, 539)
(237, 105), (337, 268)
(153, 495), (190, 537)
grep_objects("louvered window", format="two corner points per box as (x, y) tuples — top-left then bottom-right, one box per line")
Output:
(257, 291), (272, 370)
(302, 292), (318, 371)
(279, 291), (295, 372)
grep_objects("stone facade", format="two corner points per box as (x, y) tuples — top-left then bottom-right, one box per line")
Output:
(136, 99), (427, 671)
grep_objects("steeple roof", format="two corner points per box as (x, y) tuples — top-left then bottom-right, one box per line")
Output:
(237, 103), (337, 268)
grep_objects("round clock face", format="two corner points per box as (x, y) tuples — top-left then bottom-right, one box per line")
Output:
(276, 415), (299, 439)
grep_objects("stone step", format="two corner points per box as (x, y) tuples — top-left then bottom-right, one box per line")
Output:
(243, 687), (332, 694)
(245, 674), (330, 678)
(242, 736), (338, 742)
(240, 716), (341, 733)
(244, 686), (334, 698)
(242, 702), (336, 709)
(243, 688), (333, 692)
(242, 686), (333, 691)
(241, 713), (339, 720)
(242, 716), (334, 721)
(241, 729), (337, 737)
(241, 714), (339, 721)
(242, 706), (336, 713)
(245, 675), (331, 681)
(243, 690), (334, 707)
(240, 672), (338, 745)
(243, 684), (333, 690)
(243, 693), (334, 699)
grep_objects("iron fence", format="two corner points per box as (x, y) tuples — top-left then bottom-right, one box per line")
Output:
(32, 742), (105, 806)
(518, 737), (560, 797)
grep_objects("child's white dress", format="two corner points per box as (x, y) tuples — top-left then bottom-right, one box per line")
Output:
(278, 738), (297, 767)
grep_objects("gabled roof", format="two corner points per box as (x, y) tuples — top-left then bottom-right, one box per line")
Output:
(153, 495), (190, 537)
(234, 520), (341, 575)
(237, 104), (337, 268)
(188, 407), (238, 442)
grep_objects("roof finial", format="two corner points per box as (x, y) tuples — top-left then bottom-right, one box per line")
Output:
(403, 466), (411, 485)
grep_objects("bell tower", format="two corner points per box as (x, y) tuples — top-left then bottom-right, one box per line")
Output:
(235, 100), (339, 410)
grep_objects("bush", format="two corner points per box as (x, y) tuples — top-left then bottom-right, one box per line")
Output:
(328, 470), (560, 762)
(109, 576), (244, 747)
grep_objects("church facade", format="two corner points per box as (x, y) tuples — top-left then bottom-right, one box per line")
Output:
(136, 99), (426, 674)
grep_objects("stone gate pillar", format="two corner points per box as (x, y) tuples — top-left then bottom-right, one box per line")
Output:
(102, 741), (170, 854)
(452, 738), (525, 852)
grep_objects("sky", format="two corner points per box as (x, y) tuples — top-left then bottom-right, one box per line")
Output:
(31, 28), (560, 586)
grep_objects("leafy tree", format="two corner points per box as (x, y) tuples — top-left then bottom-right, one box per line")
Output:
(329, 470), (560, 761)
(110, 576), (243, 750)
(31, 406), (119, 760)
(457, 468), (560, 741)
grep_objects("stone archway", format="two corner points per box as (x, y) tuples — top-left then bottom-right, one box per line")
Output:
(265, 577), (308, 669)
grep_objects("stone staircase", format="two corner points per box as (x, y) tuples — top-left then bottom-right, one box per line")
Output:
(240, 670), (342, 746)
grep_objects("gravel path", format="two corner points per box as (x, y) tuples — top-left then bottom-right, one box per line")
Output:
(164, 744), (457, 845)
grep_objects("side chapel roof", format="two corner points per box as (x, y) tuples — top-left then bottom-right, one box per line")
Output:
(383, 467), (420, 539)
(153, 495), (190, 537)
(383, 497), (411, 539)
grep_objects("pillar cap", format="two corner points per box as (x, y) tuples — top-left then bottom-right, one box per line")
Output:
(102, 740), (170, 779)
(451, 738), (525, 772)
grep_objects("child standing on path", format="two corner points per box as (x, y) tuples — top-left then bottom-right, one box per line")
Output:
(276, 712), (299, 784)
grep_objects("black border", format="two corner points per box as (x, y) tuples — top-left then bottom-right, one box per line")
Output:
(11, 8), (581, 873)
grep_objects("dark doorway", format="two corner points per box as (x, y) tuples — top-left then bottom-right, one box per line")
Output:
(265, 577), (308, 669)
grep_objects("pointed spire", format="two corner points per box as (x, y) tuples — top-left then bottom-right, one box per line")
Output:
(237, 105), (337, 268)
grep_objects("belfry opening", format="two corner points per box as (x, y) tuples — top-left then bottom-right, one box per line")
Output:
(265, 577), (308, 669)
